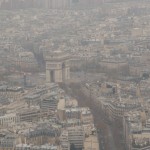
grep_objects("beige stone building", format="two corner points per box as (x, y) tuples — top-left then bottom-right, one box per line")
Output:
(45, 51), (70, 83)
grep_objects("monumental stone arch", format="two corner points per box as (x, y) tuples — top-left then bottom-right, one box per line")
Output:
(45, 51), (70, 83)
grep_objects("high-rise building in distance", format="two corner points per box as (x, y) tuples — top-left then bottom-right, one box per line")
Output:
(0, 0), (105, 10)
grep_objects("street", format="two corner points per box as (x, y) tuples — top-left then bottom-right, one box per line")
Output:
(65, 83), (125, 150)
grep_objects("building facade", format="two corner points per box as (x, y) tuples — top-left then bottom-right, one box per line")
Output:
(68, 126), (84, 150)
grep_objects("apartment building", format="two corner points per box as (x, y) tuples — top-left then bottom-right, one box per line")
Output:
(0, 113), (19, 127)
(123, 110), (150, 150)
(17, 107), (40, 122)
(0, 131), (16, 150)
(68, 126), (84, 150)
(60, 130), (70, 150)
(40, 93), (58, 112)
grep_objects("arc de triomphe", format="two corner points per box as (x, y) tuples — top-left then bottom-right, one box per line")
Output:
(45, 51), (70, 83)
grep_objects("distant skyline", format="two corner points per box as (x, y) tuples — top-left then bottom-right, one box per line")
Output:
(0, 0), (105, 10)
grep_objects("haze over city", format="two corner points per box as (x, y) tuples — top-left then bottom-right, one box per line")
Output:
(0, 0), (150, 150)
